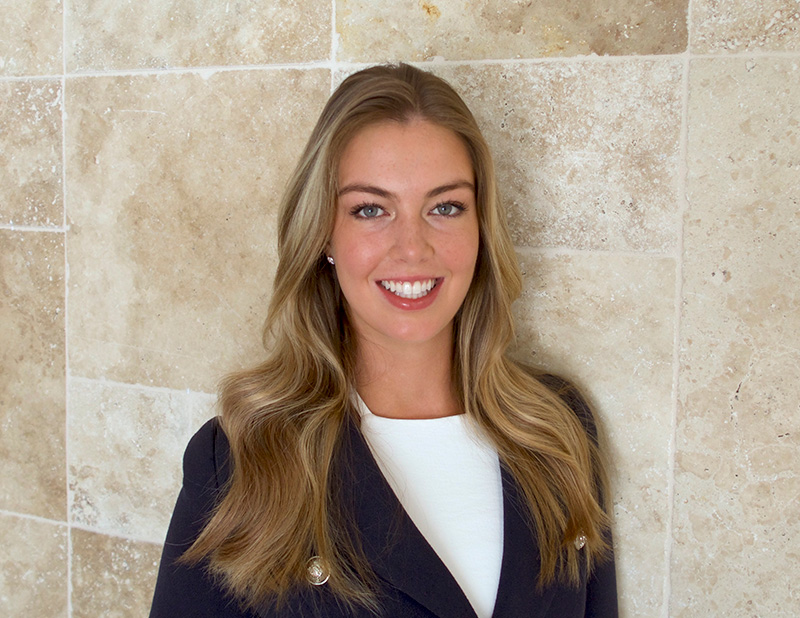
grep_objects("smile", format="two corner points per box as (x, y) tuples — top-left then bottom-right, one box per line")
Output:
(379, 279), (439, 300)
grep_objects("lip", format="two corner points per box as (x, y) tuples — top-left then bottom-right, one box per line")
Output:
(376, 277), (443, 310)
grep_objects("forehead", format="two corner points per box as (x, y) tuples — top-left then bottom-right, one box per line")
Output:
(337, 120), (474, 186)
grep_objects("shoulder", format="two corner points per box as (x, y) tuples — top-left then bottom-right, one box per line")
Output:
(182, 417), (232, 497)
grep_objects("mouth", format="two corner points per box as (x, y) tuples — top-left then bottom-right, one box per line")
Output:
(379, 278), (441, 300)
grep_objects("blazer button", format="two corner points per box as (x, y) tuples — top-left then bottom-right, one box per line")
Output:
(574, 533), (587, 550)
(306, 556), (330, 586)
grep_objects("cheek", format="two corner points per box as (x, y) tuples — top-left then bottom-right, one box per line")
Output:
(333, 230), (382, 280)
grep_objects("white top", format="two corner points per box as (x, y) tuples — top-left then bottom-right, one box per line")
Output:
(357, 396), (504, 618)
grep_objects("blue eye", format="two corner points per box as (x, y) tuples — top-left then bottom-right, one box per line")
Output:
(433, 202), (464, 216)
(352, 204), (384, 218)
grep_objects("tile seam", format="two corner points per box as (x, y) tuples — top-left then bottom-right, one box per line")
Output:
(662, 39), (693, 618)
(69, 374), (216, 399)
(61, 1), (72, 613)
(62, 60), (335, 80)
(4, 50), (800, 82)
(0, 74), (64, 82)
(69, 522), (165, 547)
(330, 0), (337, 93)
(0, 508), (69, 528)
(0, 224), (66, 233)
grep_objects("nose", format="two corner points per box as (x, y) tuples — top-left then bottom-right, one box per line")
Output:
(390, 213), (433, 262)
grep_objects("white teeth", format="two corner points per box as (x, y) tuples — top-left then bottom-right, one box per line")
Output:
(380, 279), (436, 299)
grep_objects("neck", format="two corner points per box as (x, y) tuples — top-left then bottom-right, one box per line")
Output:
(355, 332), (461, 420)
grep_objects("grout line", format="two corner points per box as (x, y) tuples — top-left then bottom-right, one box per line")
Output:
(513, 245), (677, 260)
(0, 224), (66, 233)
(330, 0), (337, 92)
(0, 509), (163, 547)
(64, 59), (335, 80)
(61, 1), (72, 614)
(662, 39), (693, 618)
(0, 509), (69, 528)
(69, 374), (217, 399)
(689, 49), (800, 59)
(4, 50), (800, 83)
(69, 522), (165, 547)
(0, 74), (65, 82)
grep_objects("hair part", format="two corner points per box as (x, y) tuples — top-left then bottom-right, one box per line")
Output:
(181, 63), (611, 612)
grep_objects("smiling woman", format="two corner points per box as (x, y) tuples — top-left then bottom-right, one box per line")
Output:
(150, 64), (617, 618)
(330, 120), (479, 357)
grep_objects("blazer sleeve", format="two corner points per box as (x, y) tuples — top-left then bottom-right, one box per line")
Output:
(150, 418), (252, 618)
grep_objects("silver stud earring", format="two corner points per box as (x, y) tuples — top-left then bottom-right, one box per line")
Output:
(326, 256), (335, 265)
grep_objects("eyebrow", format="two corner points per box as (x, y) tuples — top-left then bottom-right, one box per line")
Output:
(338, 180), (475, 199)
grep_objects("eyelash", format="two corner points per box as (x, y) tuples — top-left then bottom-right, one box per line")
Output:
(349, 201), (467, 218)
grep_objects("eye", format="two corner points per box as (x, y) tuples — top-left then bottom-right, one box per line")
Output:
(432, 201), (465, 216)
(351, 203), (385, 218)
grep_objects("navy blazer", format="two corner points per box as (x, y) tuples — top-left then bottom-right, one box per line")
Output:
(151, 392), (618, 617)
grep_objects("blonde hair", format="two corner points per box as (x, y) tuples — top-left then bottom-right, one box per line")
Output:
(183, 63), (611, 612)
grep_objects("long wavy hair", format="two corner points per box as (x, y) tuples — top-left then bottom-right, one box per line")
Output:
(182, 63), (611, 612)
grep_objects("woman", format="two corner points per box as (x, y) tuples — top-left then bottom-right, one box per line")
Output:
(150, 63), (617, 617)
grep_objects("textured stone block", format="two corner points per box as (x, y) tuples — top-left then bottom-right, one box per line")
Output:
(0, 0), (61, 76)
(673, 57), (800, 617)
(434, 61), (683, 252)
(68, 379), (215, 541)
(67, 0), (330, 71)
(71, 529), (162, 618)
(0, 515), (67, 616)
(0, 80), (63, 227)
(0, 231), (65, 519)
(65, 69), (329, 391)
(337, 0), (688, 61)
(692, 0), (800, 53)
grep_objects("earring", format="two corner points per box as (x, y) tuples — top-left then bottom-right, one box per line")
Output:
(326, 256), (335, 265)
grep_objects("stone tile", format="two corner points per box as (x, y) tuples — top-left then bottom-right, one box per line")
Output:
(66, 0), (330, 72)
(673, 58), (800, 616)
(0, 231), (65, 519)
(0, 514), (67, 616)
(433, 60), (683, 252)
(68, 379), (216, 542)
(66, 69), (329, 391)
(692, 0), (800, 53)
(0, 0), (61, 76)
(71, 528), (162, 618)
(336, 0), (687, 61)
(0, 80), (63, 227)
(512, 251), (676, 617)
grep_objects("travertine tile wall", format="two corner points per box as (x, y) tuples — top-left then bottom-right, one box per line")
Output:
(1, 1), (797, 616)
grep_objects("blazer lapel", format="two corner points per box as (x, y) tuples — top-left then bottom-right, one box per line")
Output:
(491, 466), (557, 618)
(341, 420), (478, 618)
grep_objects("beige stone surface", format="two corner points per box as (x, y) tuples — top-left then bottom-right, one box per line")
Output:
(0, 0), (61, 76)
(692, 0), (800, 53)
(67, 0), (330, 71)
(71, 528), (162, 618)
(511, 250), (676, 617)
(432, 60), (683, 252)
(66, 69), (329, 392)
(0, 231), (66, 519)
(673, 58), (800, 616)
(0, 80), (63, 227)
(337, 0), (687, 61)
(0, 514), (67, 615)
(68, 379), (216, 541)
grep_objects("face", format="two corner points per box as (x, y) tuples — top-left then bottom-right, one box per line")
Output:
(328, 119), (480, 353)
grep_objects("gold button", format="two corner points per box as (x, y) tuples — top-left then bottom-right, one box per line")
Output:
(306, 556), (329, 586)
